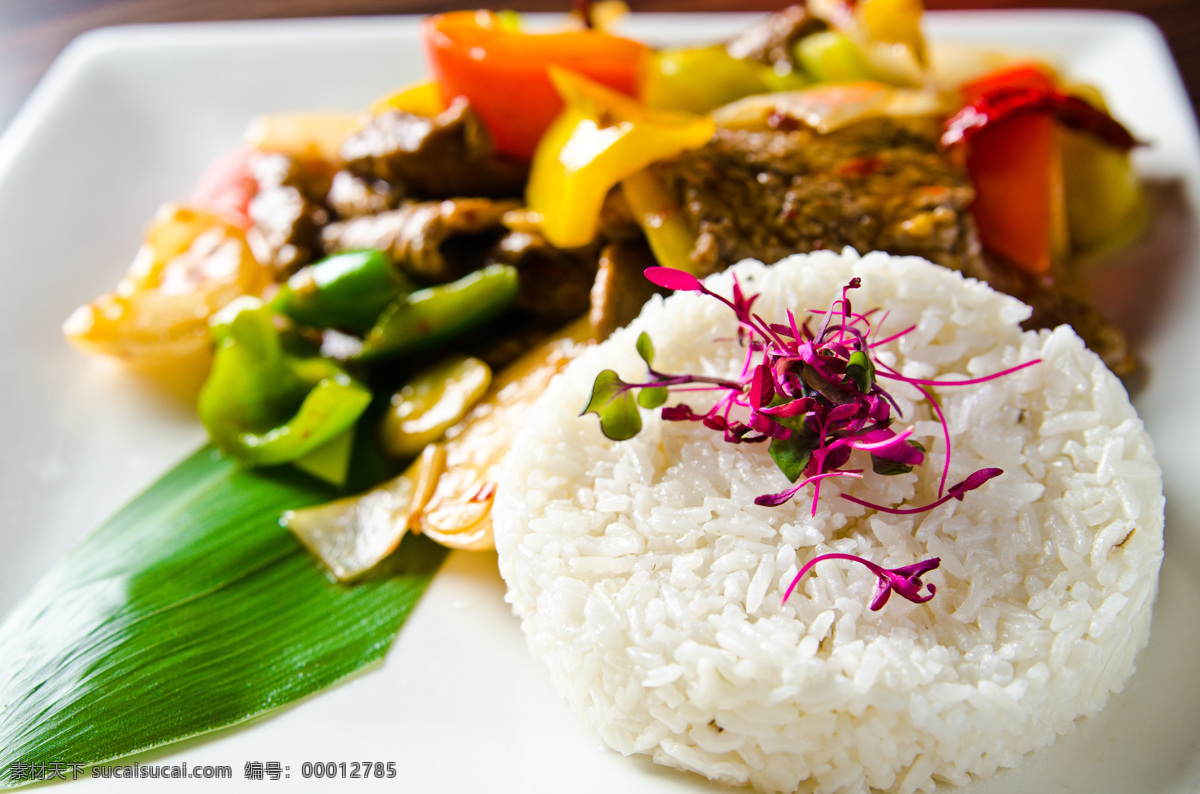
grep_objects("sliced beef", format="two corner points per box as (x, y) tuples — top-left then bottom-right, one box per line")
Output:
(247, 153), (333, 275)
(596, 187), (643, 242)
(726, 5), (827, 70)
(589, 241), (664, 341)
(340, 98), (527, 200)
(321, 198), (518, 283)
(326, 170), (404, 218)
(651, 117), (977, 276)
(488, 230), (599, 324)
(655, 116), (1135, 379)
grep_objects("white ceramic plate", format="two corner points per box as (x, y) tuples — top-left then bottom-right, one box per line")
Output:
(1, 11), (1198, 793)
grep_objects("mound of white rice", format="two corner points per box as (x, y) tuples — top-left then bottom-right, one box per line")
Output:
(493, 250), (1164, 794)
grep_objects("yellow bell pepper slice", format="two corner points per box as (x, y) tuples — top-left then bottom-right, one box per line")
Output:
(620, 170), (698, 274)
(811, 0), (928, 83)
(856, 0), (927, 67)
(243, 112), (361, 162)
(369, 80), (449, 118)
(526, 67), (715, 249)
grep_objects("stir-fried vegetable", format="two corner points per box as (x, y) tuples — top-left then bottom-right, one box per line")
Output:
(712, 81), (945, 134)
(283, 444), (446, 580)
(1062, 126), (1145, 253)
(526, 68), (714, 249)
(421, 10), (650, 160)
(285, 317), (592, 573)
(381, 355), (492, 459)
(271, 249), (410, 334)
(620, 169), (699, 274)
(62, 3), (1149, 575)
(811, 0), (928, 83)
(198, 297), (372, 467)
(369, 80), (448, 117)
(415, 318), (591, 551)
(794, 31), (876, 83)
(63, 204), (271, 365)
(243, 112), (360, 162)
(943, 63), (1142, 273)
(640, 45), (803, 115)
(355, 263), (519, 361)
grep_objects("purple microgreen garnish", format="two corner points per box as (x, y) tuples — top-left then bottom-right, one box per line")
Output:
(583, 267), (1037, 611)
(783, 553), (941, 611)
(645, 266), (703, 293)
(874, 359), (1042, 388)
(840, 467), (1002, 515)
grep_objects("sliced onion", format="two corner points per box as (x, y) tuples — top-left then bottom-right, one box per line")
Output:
(712, 83), (947, 134)
(283, 443), (446, 580)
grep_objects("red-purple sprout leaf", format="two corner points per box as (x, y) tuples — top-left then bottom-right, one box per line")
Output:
(749, 363), (774, 411)
(828, 401), (863, 424)
(760, 396), (815, 419)
(749, 410), (791, 440)
(870, 446), (923, 475)
(755, 481), (807, 508)
(840, 466), (1004, 515)
(644, 266), (703, 292)
(870, 557), (941, 610)
(581, 369), (643, 441)
(948, 467), (1003, 500)
(782, 552), (940, 611)
(857, 430), (925, 475)
(661, 403), (704, 423)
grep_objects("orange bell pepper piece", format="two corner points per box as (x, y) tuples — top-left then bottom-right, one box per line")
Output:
(420, 10), (650, 161)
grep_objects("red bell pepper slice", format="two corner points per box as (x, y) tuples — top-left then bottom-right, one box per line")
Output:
(192, 149), (257, 230)
(942, 64), (1137, 275)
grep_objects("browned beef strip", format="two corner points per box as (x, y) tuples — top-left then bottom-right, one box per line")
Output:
(340, 99), (527, 200)
(653, 118), (977, 276)
(247, 153), (333, 275)
(320, 198), (518, 283)
(326, 170), (404, 218)
(596, 187), (644, 242)
(488, 230), (599, 324)
(725, 5), (827, 70)
(654, 116), (1135, 379)
(589, 241), (665, 341)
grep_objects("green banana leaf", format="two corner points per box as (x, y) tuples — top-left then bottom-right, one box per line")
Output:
(0, 446), (446, 787)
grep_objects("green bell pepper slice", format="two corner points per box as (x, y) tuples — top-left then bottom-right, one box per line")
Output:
(200, 297), (373, 466)
(270, 249), (410, 333)
(356, 263), (520, 361)
(641, 45), (810, 115)
(793, 32), (877, 83)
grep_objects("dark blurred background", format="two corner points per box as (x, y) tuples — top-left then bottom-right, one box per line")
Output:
(1, 0), (1196, 135)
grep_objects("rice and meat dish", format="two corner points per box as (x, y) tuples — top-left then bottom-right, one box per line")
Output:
(493, 250), (1163, 794)
(52, 4), (1162, 788)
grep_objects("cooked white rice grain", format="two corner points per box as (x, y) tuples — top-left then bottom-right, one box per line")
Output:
(493, 250), (1164, 794)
